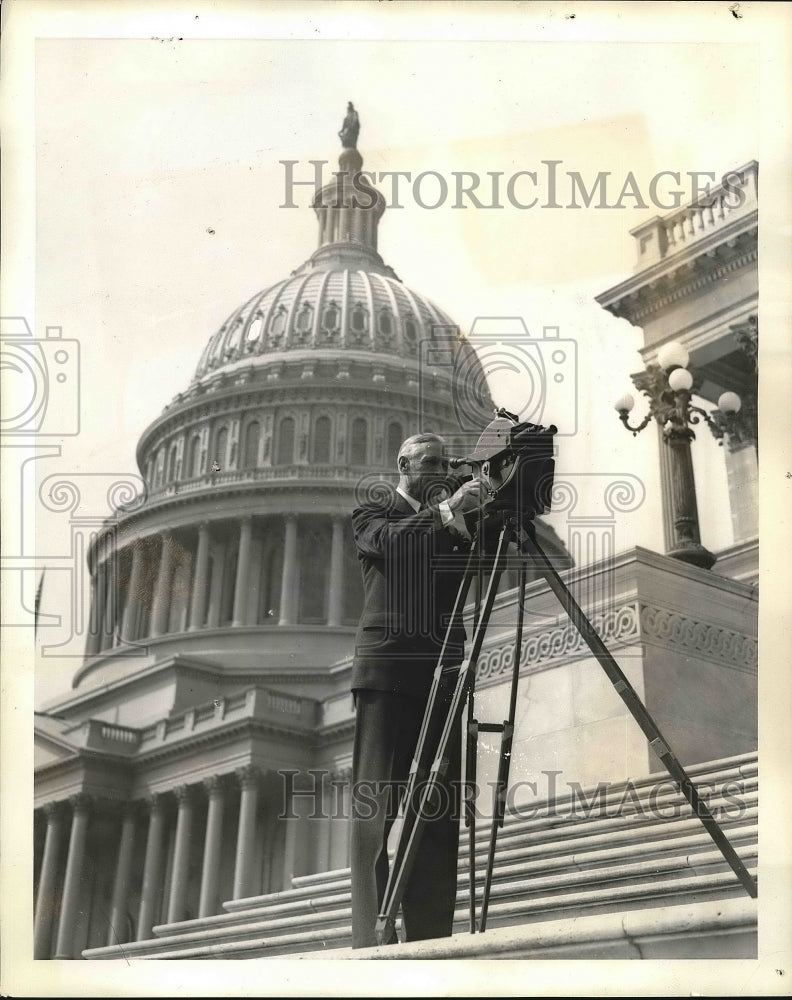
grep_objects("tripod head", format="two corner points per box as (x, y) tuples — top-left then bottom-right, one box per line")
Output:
(450, 408), (557, 530)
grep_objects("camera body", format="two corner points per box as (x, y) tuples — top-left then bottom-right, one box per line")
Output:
(453, 409), (557, 528)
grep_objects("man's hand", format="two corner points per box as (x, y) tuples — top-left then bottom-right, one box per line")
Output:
(446, 478), (489, 515)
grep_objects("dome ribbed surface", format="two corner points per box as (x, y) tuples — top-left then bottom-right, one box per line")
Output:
(194, 261), (456, 382)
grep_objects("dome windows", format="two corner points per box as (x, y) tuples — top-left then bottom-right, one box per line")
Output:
(348, 302), (369, 346)
(294, 301), (314, 344)
(269, 305), (287, 348)
(246, 313), (264, 349)
(403, 315), (418, 345)
(377, 308), (395, 349)
(323, 302), (340, 332)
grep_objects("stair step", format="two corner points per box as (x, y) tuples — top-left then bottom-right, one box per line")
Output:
(80, 751), (758, 961)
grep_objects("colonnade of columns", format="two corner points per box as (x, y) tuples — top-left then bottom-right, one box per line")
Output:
(34, 766), (352, 958)
(85, 513), (356, 656)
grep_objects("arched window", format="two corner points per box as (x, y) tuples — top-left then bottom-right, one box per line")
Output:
(313, 415), (331, 464)
(243, 421), (260, 469)
(387, 421), (404, 467)
(215, 426), (229, 470)
(276, 416), (295, 466)
(187, 434), (201, 478)
(350, 417), (368, 466)
(166, 444), (178, 482)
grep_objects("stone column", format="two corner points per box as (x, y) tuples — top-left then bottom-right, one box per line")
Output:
(327, 516), (346, 626)
(106, 803), (138, 946)
(232, 766), (260, 900)
(121, 543), (144, 642)
(167, 786), (194, 925)
(198, 776), (226, 918)
(206, 540), (227, 629)
(316, 775), (332, 872)
(278, 515), (299, 626)
(53, 794), (91, 959)
(137, 794), (166, 940)
(102, 552), (118, 649)
(85, 570), (103, 657)
(189, 522), (211, 630)
(150, 535), (176, 637)
(232, 516), (254, 627)
(34, 802), (66, 959)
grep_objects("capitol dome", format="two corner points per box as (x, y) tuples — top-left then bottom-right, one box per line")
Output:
(78, 131), (498, 697)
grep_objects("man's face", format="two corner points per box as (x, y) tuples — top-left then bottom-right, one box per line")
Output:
(401, 440), (450, 504)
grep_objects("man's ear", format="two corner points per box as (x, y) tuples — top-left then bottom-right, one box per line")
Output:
(398, 457), (408, 472)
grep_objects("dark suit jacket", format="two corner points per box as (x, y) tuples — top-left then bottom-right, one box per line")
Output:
(351, 492), (469, 699)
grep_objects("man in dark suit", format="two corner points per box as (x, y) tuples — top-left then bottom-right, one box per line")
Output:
(349, 432), (487, 949)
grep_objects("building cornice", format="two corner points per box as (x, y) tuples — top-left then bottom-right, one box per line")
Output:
(596, 218), (757, 328)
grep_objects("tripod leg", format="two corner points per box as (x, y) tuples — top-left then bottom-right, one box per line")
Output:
(479, 563), (527, 932)
(522, 526), (758, 900)
(465, 694), (478, 933)
(375, 521), (514, 944)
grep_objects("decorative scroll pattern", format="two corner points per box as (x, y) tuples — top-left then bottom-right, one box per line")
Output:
(476, 602), (641, 683)
(475, 600), (757, 684)
(640, 604), (757, 669)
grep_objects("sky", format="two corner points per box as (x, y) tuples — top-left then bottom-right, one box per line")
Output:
(3, 2), (792, 997)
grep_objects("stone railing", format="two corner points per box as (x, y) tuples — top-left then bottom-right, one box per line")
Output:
(145, 464), (375, 501)
(136, 686), (319, 751)
(630, 161), (757, 268)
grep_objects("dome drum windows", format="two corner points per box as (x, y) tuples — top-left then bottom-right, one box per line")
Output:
(350, 416), (368, 466)
(276, 415), (296, 466)
(243, 420), (261, 469)
(313, 414), (332, 465)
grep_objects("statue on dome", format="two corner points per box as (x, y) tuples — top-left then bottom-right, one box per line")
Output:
(339, 102), (360, 149)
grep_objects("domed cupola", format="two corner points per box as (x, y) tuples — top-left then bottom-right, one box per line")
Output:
(77, 107), (494, 694)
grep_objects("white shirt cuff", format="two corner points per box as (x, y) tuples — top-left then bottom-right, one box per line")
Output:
(439, 500), (471, 540)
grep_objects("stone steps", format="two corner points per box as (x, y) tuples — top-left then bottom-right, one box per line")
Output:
(82, 750), (758, 961)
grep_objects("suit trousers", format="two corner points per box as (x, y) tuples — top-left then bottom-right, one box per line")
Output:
(350, 685), (462, 949)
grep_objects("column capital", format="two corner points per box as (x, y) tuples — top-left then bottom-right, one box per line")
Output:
(203, 774), (229, 797)
(68, 793), (92, 813)
(144, 791), (166, 813)
(235, 764), (261, 789)
(172, 784), (194, 806)
(43, 800), (66, 821)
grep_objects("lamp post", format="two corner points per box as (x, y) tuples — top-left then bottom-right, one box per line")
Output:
(614, 341), (743, 570)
